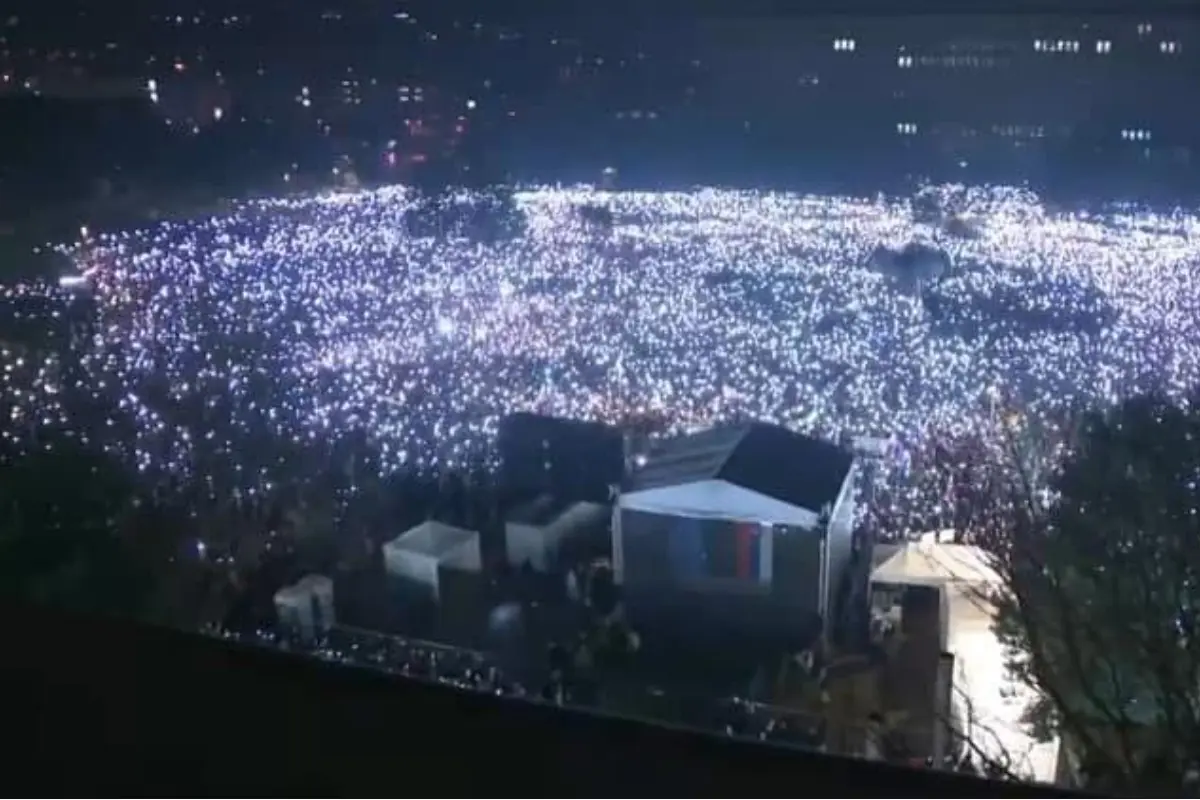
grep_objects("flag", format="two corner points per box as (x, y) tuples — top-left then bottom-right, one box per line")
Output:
(735, 521), (758, 581)
(732, 521), (773, 584)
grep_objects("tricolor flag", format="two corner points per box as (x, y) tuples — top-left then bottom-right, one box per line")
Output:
(733, 521), (773, 584)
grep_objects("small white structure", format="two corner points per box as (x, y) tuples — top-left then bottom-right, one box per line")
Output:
(383, 521), (482, 601)
(273, 574), (335, 640)
(870, 541), (1058, 782)
(505, 497), (606, 572)
(58, 274), (92, 292)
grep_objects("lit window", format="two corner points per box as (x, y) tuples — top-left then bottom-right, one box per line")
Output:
(1095, 40), (1112, 53)
(896, 122), (917, 135)
(1137, 22), (1152, 35)
(833, 38), (856, 52)
(1160, 41), (1179, 54)
(897, 55), (913, 68)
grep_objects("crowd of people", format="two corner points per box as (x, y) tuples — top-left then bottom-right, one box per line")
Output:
(5, 180), (1196, 766)
(4, 183), (1198, 541)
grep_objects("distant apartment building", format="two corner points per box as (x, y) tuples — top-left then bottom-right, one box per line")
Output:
(664, 15), (1198, 186)
(878, 15), (1198, 181)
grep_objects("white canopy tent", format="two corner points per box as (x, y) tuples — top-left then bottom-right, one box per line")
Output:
(618, 423), (854, 529)
(871, 541), (1001, 591)
(505, 499), (607, 572)
(872, 540), (1001, 632)
(273, 573), (335, 638)
(871, 540), (1057, 782)
(383, 521), (482, 602)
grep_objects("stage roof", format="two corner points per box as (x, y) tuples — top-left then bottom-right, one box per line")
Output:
(624, 422), (853, 516)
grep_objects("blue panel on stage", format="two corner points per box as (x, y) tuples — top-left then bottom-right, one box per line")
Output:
(668, 515), (706, 582)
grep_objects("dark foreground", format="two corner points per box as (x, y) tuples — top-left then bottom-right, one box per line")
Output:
(1, 601), (1083, 797)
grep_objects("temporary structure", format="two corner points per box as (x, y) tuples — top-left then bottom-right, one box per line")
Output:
(872, 541), (1057, 781)
(871, 542), (1000, 589)
(616, 422), (856, 651)
(273, 574), (335, 639)
(505, 496), (607, 572)
(383, 521), (482, 602)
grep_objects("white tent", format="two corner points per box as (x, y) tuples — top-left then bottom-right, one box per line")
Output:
(871, 541), (1001, 590)
(273, 584), (305, 632)
(383, 521), (482, 601)
(505, 499), (606, 572)
(616, 423), (856, 631)
(273, 574), (335, 638)
(618, 424), (854, 531)
(871, 542), (1057, 782)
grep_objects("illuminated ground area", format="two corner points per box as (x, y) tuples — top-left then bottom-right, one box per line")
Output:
(5, 186), (1200, 494)
(949, 597), (1060, 782)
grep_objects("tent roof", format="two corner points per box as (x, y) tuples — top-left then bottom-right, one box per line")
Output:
(274, 574), (333, 605)
(508, 493), (574, 527)
(293, 574), (333, 593)
(625, 422), (853, 514)
(871, 543), (1001, 588)
(386, 520), (479, 559)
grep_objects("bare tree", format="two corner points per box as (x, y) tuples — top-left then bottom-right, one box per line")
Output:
(970, 390), (1200, 793)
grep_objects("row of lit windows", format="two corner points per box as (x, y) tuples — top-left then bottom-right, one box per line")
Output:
(1035, 38), (1179, 54)
(1034, 40), (1080, 53)
(995, 125), (1046, 138)
(887, 38), (1178, 62)
(899, 55), (1000, 68)
(833, 38), (857, 52)
(896, 123), (1153, 142)
(897, 124), (1045, 138)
